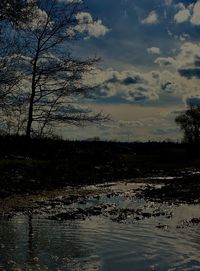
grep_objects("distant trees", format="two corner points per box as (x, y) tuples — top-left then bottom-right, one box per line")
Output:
(0, 0), (108, 138)
(175, 104), (200, 144)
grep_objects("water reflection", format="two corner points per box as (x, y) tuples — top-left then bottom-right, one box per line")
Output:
(0, 215), (97, 270)
(0, 188), (200, 270)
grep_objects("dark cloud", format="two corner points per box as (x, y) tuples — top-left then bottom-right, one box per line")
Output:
(161, 81), (172, 90)
(173, 0), (196, 5)
(161, 81), (175, 93)
(179, 68), (200, 79)
(186, 97), (200, 106)
(134, 95), (147, 101)
(128, 87), (150, 102)
(105, 74), (144, 85)
(123, 75), (145, 85)
(194, 57), (200, 67)
(106, 75), (119, 84)
(61, 105), (91, 114)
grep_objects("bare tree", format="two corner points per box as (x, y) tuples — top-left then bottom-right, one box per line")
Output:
(175, 104), (200, 144)
(0, 1), (38, 133)
(3, 0), (108, 138)
(0, 0), (35, 24)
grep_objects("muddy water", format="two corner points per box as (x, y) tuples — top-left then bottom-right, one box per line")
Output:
(0, 182), (200, 271)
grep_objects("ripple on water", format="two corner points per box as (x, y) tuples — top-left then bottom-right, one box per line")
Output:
(1, 191), (200, 270)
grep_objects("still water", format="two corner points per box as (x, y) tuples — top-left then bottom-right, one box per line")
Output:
(0, 183), (200, 271)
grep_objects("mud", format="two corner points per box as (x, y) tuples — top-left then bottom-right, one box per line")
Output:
(0, 176), (200, 229)
(137, 175), (200, 204)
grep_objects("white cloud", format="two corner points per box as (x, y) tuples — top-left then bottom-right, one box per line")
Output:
(75, 12), (110, 38)
(176, 42), (200, 68)
(154, 42), (200, 71)
(174, 1), (200, 25)
(147, 47), (161, 55)
(152, 42), (200, 105)
(21, 2), (109, 39)
(70, 42), (200, 141)
(191, 0), (200, 25)
(141, 11), (159, 25)
(84, 68), (161, 103)
(154, 57), (176, 68)
(174, 8), (191, 23)
(87, 42), (200, 106)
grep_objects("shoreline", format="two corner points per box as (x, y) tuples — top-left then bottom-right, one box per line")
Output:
(0, 137), (200, 214)
(1, 173), (200, 216)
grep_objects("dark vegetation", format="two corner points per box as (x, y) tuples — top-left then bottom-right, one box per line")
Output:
(0, 135), (200, 197)
(175, 104), (200, 144)
(138, 175), (200, 204)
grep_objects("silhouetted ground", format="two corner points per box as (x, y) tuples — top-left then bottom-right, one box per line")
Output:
(0, 135), (200, 197)
(137, 175), (200, 204)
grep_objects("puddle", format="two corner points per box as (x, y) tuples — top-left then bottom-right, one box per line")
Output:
(0, 181), (200, 270)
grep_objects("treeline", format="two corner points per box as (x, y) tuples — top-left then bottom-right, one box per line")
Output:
(0, 134), (191, 160)
(0, 135), (199, 196)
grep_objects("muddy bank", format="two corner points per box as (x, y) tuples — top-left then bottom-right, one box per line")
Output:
(1, 137), (200, 198)
(1, 177), (200, 230)
(137, 174), (200, 204)
(1, 173), (200, 215)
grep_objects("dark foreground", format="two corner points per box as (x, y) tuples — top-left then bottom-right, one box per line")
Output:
(0, 135), (200, 197)
(1, 136), (200, 271)
(1, 136), (200, 270)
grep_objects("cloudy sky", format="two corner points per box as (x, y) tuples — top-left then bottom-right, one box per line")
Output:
(64, 0), (200, 142)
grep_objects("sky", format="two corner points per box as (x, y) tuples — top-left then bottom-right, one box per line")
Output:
(63, 0), (200, 141)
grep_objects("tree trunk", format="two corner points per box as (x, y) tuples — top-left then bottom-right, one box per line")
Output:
(26, 94), (34, 139)
(26, 49), (39, 139)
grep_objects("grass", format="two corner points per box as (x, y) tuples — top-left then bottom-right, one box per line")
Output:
(0, 135), (199, 197)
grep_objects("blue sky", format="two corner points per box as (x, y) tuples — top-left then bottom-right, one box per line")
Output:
(64, 0), (200, 141)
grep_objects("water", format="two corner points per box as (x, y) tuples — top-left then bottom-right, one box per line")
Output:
(0, 182), (200, 271)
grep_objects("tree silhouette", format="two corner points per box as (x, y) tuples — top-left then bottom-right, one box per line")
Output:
(0, 0), (108, 137)
(0, 1), (37, 134)
(175, 104), (200, 144)
(0, 0), (34, 24)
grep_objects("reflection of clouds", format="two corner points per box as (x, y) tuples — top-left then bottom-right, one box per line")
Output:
(72, 204), (200, 271)
(2, 199), (200, 270)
